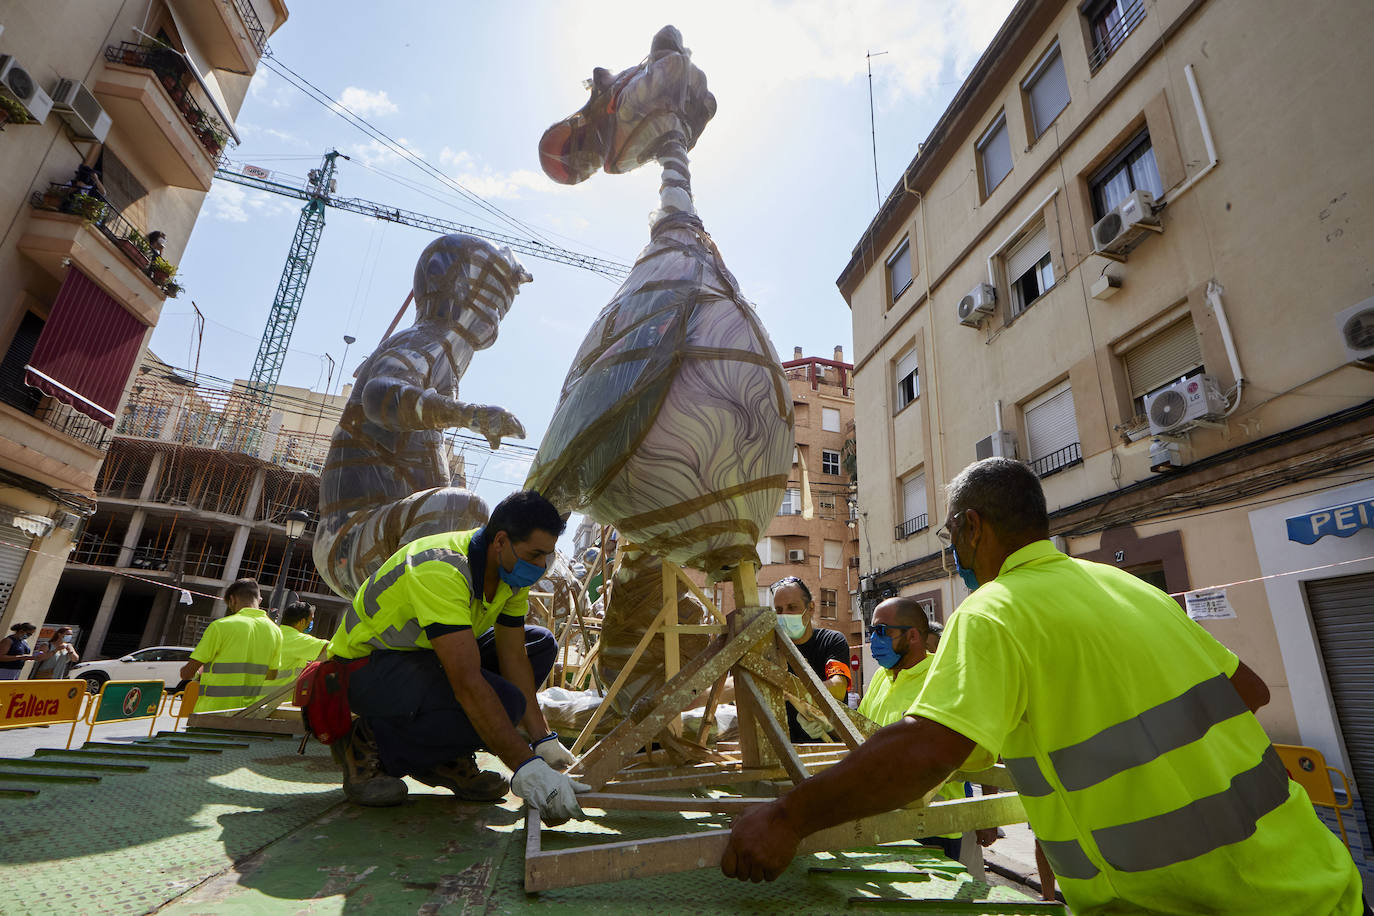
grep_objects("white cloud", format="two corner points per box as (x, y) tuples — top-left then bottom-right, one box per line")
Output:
(247, 69), (294, 110)
(238, 121), (306, 147)
(348, 136), (424, 167)
(334, 86), (398, 118)
(205, 183), (297, 223)
(436, 146), (567, 200)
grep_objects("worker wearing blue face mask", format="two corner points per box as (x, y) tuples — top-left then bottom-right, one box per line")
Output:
(328, 490), (586, 826)
(772, 576), (852, 743)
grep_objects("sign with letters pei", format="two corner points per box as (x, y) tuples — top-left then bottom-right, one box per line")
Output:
(0, 680), (85, 729)
(1286, 497), (1374, 545)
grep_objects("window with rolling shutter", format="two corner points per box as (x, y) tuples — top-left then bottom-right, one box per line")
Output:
(0, 529), (31, 620)
(894, 348), (919, 410)
(1123, 319), (1205, 407)
(1024, 45), (1070, 137)
(1024, 381), (1081, 477)
(887, 237), (913, 303)
(1005, 223), (1054, 316)
(978, 114), (1013, 196)
(897, 473), (928, 538)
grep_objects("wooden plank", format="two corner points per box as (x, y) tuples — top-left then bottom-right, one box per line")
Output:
(695, 673), (726, 745)
(672, 562), (727, 624)
(186, 713), (299, 735)
(572, 607), (775, 790)
(576, 792), (769, 813)
(735, 670), (809, 785)
(570, 599), (673, 755)
(661, 562), (681, 736)
(524, 792), (1026, 891)
(775, 631), (864, 750)
(729, 610), (780, 769)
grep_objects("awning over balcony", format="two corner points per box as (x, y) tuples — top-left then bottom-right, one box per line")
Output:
(24, 268), (148, 428)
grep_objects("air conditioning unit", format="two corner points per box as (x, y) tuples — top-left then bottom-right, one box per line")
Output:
(787, 549), (806, 563)
(51, 78), (111, 142)
(957, 283), (996, 327)
(1144, 374), (1227, 435)
(1335, 297), (1374, 367)
(975, 429), (1016, 460)
(1092, 189), (1161, 259)
(0, 55), (53, 124)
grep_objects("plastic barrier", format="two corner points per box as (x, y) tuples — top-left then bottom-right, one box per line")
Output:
(67, 679), (164, 748)
(0, 679), (85, 732)
(1275, 743), (1355, 849)
(165, 681), (199, 732)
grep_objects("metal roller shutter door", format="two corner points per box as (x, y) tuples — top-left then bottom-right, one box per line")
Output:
(1303, 572), (1374, 835)
(1124, 319), (1204, 398)
(0, 529), (31, 619)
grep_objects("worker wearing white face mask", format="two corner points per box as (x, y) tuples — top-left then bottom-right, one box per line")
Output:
(771, 576), (852, 742)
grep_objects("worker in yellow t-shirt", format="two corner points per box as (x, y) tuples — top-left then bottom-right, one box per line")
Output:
(272, 600), (327, 689)
(180, 578), (282, 713)
(723, 458), (1364, 916)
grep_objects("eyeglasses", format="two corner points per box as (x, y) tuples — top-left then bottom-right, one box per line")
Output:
(935, 511), (966, 547)
(866, 623), (915, 639)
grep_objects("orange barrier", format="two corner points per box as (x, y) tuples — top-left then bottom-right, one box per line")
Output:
(1275, 743), (1355, 849)
(0, 679), (85, 732)
(165, 681), (200, 732)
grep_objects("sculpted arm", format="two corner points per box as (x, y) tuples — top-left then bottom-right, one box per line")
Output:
(358, 355), (525, 448)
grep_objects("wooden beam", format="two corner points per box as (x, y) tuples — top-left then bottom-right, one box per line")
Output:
(570, 599), (673, 755)
(775, 631), (864, 750)
(735, 670), (809, 785)
(576, 792), (769, 813)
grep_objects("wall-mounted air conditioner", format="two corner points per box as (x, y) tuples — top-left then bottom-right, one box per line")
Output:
(0, 55), (53, 124)
(975, 429), (1016, 460)
(1335, 297), (1374, 367)
(1144, 374), (1226, 435)
(787, 549), (806, 563)
(51, 78), (111, 142)
(957, 283), (996, 327)
(1092, 189), (1161, 259)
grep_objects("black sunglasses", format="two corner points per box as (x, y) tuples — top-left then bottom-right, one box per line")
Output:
(866, 623), (915, 639)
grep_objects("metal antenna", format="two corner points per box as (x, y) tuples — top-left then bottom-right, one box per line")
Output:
(867, 50), (888, 207)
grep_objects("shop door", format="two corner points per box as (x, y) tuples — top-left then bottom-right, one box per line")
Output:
(1304, 572), (1374, 833)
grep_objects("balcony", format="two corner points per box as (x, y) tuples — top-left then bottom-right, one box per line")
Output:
(172, 0), (268, 73)
(94, 43), (230, 191)
(1030, 442), (1083, 478)
(1088, 0), (1146, 73)
(895, 514), (928, 540)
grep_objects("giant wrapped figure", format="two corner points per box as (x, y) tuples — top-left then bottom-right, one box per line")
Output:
(528, 25), (793, 578)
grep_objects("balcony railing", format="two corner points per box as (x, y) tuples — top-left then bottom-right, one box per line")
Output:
(29, 183), (181, 296)
(36, 397), (113, 450)
(1088, 0), (1146, 72)
(227, 0), (268, 53)
(1030, 441), (1083, 478)
(895, 513), (929, 540)
(71, 535), (121, 566)
(104, 42), (230, 160)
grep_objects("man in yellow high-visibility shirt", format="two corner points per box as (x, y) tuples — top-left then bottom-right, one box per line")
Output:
(723, 458), (1366, 916)
(180, 579), (282, 713)
(858, 596), (993, 864)
(273, 600), (326, 687)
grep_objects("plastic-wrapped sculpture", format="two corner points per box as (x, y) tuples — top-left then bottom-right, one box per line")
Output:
(314, 234), (532, 598)
(528, 26), (793, 713)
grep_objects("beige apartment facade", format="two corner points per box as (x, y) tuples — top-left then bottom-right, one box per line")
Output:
(840, 0), (1374, 865)
(0, 1), (288, 640)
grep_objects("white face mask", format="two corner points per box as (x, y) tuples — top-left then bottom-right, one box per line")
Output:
(779, 614), (807, 640)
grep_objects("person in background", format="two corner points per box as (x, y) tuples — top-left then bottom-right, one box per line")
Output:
(0, 622), (37, 680)
(30, 627), (80, 679)
(924, 618), (943, 655)
(771, 576), (850, 743)
(145, 230), (166, 258)
(179, 579), (282, 712)
(272, 601), (327, 688)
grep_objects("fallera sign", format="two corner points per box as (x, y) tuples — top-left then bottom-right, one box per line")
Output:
(1286, 497), (1374, 545)
(0, 680), (84, 730)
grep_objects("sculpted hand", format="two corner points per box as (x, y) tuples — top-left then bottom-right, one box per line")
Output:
(469, 405), (525, 449)
(532, 732), (577, 770)
(720, 800), (801, 883)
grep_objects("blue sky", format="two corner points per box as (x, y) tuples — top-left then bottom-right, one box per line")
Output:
(155, 0), (1015, 514)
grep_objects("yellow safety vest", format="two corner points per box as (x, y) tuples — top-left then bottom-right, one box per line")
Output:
(328, 529), (528, 660)
(267, 626), (327, 691)
(912, 540), (1363, 915)
(191, 607), (283, 712)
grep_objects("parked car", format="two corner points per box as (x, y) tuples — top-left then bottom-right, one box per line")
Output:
(69, 646), (195, 694)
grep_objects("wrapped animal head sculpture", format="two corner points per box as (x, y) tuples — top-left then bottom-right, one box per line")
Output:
(539, 25), (717, 185)
(413, 233), (533, 349)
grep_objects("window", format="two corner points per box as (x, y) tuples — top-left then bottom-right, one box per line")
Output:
(0, 312), (45, 415)
(818, 494), (837, 518)
(896, 473), (928, 539)
(821, 407), (841, 432)
(792, 446), (799, 465)
(757, 586), (770, 606)
(824, 541), (842, 569)
(1024, 380), (1081, 477)
(1024, 45), (1070, 137)
(1005, 223), (1054, 317)
(1121, 318), (1205, 413)
(820, 588), (838, 619)
(779, 488), (802, 516)
(757, 536), (782, 565)
(1085, 0), (1146, 72)
(894, 348), (919, 410)
(978, 113), (1013, 197)
(1090, 130), (1164, 219)
(887, 237), (913, 303)
(821, 449), (841, 476)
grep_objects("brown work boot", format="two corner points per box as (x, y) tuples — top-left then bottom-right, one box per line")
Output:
(332, 719), (407, 807)
(414, 754), (509, 802)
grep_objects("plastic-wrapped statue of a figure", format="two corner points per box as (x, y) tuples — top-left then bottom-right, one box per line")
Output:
(313, 233), (531, 598)
(528, 24), (793, 578)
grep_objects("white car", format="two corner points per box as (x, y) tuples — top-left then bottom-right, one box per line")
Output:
(69, 646), (195, 694)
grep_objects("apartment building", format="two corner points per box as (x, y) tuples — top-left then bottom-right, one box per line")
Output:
(0, 2), (289, 640)
(839, 0), (1374, 863)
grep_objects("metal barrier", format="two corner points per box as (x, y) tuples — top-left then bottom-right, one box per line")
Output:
(165, 681), (200, 732)
(0, 679), (86, 732)
(66, 680), (164, 748)
(1275, 743), (1356, 849)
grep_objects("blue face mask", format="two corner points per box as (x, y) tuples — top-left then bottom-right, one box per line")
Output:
(304, 621), (313, 634)
(498, 541), (546, 590)
(869, 632), (903, 669)
(952, 544), (980, 591)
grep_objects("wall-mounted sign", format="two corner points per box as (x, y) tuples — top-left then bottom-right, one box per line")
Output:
(1286, 498), (1374, 545)
(1185, 588), (1236, 621)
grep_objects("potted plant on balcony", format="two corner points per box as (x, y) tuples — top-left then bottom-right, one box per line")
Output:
(162, 280), (183, 298)
(116, 229), (151, 270)
(0, 93), (30, 129)
(69, 192), (107, 223)
(149, 255), (177, 286)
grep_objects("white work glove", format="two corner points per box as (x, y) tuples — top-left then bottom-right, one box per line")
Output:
(532, 731), (577, 770)
(797, 710), (830, 740)
(511, 756), (589, 826)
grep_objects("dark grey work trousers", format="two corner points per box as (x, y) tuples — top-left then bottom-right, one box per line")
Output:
(347, 625), (556, 777)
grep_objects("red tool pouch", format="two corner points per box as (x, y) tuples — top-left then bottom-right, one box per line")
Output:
(294, 656), (369, 745)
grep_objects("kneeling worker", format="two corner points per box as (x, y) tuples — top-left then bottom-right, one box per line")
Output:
(859, 597), (992, 863)
(327, 490), (585, 826)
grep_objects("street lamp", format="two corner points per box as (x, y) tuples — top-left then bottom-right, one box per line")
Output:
(270, 509), (313, 616)
(337, 335), (356, 397)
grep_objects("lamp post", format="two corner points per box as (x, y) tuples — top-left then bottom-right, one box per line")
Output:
(270, 509), (312, 617)
(337, 335), (356, 397)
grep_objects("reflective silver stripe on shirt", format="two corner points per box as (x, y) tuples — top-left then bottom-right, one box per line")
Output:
(205, 662), (271, 676)
(1050, 674), (1248, 792)
(1004, 755), (1055, 797)
(200, 683), (275, 697)
(1037, 837), (1100, 880)
(352, 546), (476, 649)
(366, 619), (424, 651)
(1092, 744), (1290, 873)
